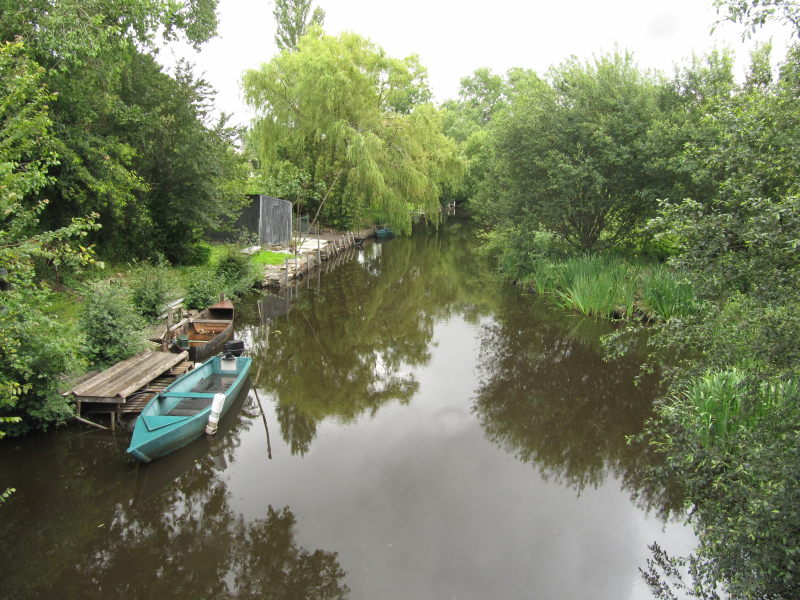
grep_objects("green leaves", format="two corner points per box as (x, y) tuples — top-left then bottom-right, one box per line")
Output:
(485, 52), (665, 251)
(243, 31), (463, 233)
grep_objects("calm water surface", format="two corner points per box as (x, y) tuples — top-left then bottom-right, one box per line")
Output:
(0, 217), (694, 599)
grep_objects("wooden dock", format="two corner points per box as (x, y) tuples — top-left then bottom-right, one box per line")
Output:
(64, 350), (192, 430)
(260, 227), (376, 288)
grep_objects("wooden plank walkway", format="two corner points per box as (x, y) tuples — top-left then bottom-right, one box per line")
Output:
(67, 351), (189, 403)
(65, 351), (192, 431)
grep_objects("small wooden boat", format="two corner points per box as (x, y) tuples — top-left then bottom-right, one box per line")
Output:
(127, 350), (252, 463)
(166, 298), (234, 363)
(375, 227), (394, 238)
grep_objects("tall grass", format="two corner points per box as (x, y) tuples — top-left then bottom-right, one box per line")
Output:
(520, 254), (695, 321)
(640, 265), (695, 321)
(524, 254), (636, 318)
(679, 369), (798, 448)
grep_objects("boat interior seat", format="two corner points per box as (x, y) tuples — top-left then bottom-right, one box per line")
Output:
(142, 415), (191, 431)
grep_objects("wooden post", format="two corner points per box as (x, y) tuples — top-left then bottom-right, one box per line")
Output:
(167, 307), (174, 329)
(284, 258), (289, 288)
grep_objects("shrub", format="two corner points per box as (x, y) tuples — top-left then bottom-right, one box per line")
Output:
(214, 244), (259, 297)
(79, 280), (146, 368)
(0, 287), (84, 434)
(648, 377), (800, 599)
(128, 261), (171, 320)
(183, 241), (212, 266)
(183, 268), (225, 309)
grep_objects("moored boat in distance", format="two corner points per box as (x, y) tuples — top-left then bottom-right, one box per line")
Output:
(375, 227), (394, 238)
(127, 345), (252, 463)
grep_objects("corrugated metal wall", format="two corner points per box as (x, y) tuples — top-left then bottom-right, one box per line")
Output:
(259, 196), (292, 246)
(207, 195), (292, 245)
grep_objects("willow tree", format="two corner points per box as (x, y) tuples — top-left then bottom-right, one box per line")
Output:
(242, 29), (463, 233)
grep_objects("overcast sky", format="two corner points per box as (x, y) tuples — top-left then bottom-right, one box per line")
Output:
(158, 0), (792, 127)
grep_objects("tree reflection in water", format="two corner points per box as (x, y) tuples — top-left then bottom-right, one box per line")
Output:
(236, 219), (500, 456)
(0, 390), (349, 600)
(473, 294), (681, 517)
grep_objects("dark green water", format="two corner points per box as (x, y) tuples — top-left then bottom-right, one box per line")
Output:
(0, 216), (693, 599)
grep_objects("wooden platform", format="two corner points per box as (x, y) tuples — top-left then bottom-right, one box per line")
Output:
(67, 351), (189, 402)
(65, 351), (192, 430)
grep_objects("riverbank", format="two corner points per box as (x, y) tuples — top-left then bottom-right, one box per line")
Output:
(258, 227), (377, 288)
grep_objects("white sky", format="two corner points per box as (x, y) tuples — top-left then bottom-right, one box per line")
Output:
(158, 0), (794, 127)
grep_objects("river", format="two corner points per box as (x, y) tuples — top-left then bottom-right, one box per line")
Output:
(0, 215), (694, 599)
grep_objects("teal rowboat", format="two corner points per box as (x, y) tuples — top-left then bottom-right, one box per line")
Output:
(375, 227), (394, 238)
(127, 354), (252, 463)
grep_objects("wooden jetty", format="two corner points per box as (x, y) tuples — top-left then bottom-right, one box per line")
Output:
(260, 227), (376, 288)
(64, 350), (193, 431)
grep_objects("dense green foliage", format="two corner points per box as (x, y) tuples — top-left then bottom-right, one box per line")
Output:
(0, 2), (252, 433)
(128, 261), (171, 319)
(213, 245), (260, 298)
(454, 4), (800, 595)
(243, 29), (463, 234)
(183, 269), (224, 310)
(79, 281), (146, 369)
(0, 0), (248, 264)
(475, 53), (668, 251)
(0, 41), (97, 434)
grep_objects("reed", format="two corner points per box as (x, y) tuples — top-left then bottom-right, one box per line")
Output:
(522, 254), (695, 321)
(640, 265), (695, 321)
(528, 254), (636, 318)
(679, 370), (798, 447)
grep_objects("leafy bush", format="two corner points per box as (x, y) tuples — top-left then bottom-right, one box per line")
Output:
(214, 244), (259, 297)
(79, 280), (146, 368)
(183, 241), (212, 266)
(482, 227), (568, 281)
(0, 287), (84, 434)
(647, 379), (800, 599)
(183, 268), (225, 309)
(128, 260), (171, 320)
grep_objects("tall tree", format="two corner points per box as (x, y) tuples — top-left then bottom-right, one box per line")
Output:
(484, 52), (667, 251)
(0, 41), (98, 433)
(243, 30), (462, 233)
(273, 0), (325, 51)
(0, 1), (248, 263)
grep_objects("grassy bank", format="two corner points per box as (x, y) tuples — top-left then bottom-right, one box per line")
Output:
(517, 254), (696, 322)
(47, 244), (288, 323)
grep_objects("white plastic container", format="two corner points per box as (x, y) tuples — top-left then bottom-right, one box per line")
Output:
(205, 392), (226, 435)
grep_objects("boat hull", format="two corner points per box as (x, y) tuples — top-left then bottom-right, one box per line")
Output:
(167, 299), (234, 363)
(127, 355), (252, 463)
